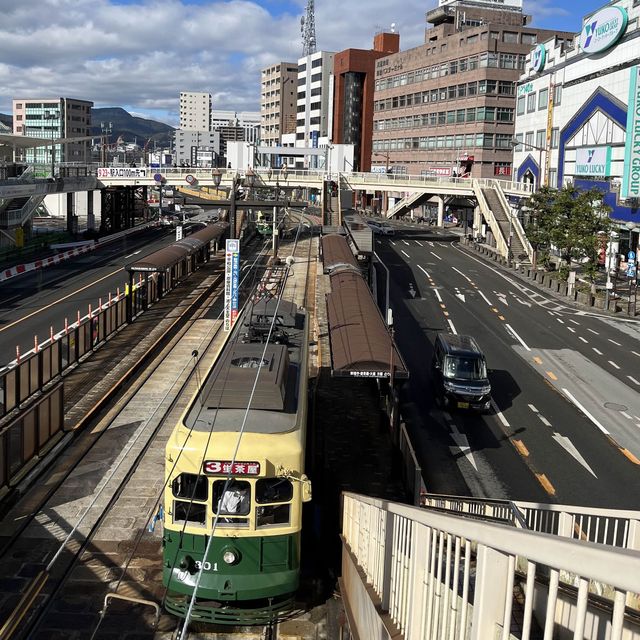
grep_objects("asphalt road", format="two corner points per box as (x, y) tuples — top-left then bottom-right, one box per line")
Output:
(0, 226), (176, 365)
(376, 224), (640, 509)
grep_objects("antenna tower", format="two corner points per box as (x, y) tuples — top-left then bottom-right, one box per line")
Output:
(300, 0), (317, 56)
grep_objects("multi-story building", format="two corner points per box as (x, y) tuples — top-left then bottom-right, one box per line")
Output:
(179, 92), (212, 131)
(332, 31), (400, 172)
(513, 0), (640, 256)
(293, 50), (336, 168)
(12, 97), (93, 166)
(174, 130), (221, 167)
(211, 110), (260, 165)
(370, 0), (573, 178)
(261, 62), (298, 147)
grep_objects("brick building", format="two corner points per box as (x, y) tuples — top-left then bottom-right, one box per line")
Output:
(332, 31), (400, 172)
(371, 0), (574, 179)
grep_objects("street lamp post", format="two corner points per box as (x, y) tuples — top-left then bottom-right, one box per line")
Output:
(373, 152), (391, 217)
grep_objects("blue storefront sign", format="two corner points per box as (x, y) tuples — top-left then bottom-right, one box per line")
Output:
(622, 66), (640, 200)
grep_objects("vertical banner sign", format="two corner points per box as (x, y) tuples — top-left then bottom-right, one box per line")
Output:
(622, 66), (640, 199)
(224, 239), (240, 331)
(544, 83), (554, 186)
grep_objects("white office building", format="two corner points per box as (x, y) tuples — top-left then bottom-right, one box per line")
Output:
(179, 92), (212, 131)
(174, 130), (221, 167)
(292, 50), (336, 169)
(513, 0), (640, 255)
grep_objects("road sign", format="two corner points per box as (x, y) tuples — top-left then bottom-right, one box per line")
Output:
(176, 225), (183, 241)
(224, 239), (240, 331)
(628, 250), (636, 261)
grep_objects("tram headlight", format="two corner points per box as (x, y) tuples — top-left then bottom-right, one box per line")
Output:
(222, 548), (239, 565)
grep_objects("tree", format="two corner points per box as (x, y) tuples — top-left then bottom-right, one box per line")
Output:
(525, 185), (611, 279)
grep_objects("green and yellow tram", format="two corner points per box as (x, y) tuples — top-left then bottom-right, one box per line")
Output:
(162, 297), (311, 625)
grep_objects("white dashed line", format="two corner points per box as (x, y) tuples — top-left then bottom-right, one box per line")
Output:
(593, 348), (603, 356)
(548, 311), (557, 316)
(434, 289), (443, 303)
(539, 416), (552, 427)
(569, 319), (580, 326)
(447, 318), (457, 334)
(579, 337), (588, 343)
(401, 250), (410, 258)
(478, 290), (492, 306)
(608, 361), (620, 370)
(628, 376), (640, 386)
(390, 240), (396, 246)
(418, 264), (431, 278)
(452, 266), (473, 283)
(621, 412), (633, 420)
(403, 240), (410, 246)
(491, 400), (510, 427)
(528, 404), (538, 413)
(556, 318), (565, 324)
(608, 339), (622, 346)
(632, 351), (640, 358)
(415, 240), (423, 246)
(587, 328), (599, 335)
(567, 327), (576, 333)
(430, 252), (442, 261)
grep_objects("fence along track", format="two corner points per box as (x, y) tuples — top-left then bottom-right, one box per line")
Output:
(0, 276), (232, 639)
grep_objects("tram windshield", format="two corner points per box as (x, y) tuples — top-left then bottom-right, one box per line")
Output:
(213, 480), (251, 526)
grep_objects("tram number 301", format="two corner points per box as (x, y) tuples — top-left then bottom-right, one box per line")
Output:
(177, 561), (218, 582)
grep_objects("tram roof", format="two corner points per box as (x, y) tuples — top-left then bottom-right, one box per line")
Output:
(320, 233), (359, 274)
(125, 222), (228, 273)
(327, 270), (408, 380)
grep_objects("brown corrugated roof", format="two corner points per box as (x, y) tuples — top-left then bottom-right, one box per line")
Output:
(327, 271), (408, 379)
(126, 222), (228, 273)
(321, 233), (359, 274)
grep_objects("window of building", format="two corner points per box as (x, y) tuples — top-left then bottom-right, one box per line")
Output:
(549, 168), (557, 186)
(522, 33), (537, 45)
(527, 93), (536, 113)
(468, 81), (478, 96)
(311, 72), (322, 83)
(437, 136), (445, 149)
(459, 58), (468, 72)
(517, 96), (526, 115)
(438, 112), (446, 125)
(488, 53), (499, 68)
(297, 77), (306, 86)
(457, 84), (467, 98)
(439, 88), (447, 101)
(499, 81), (515, 96)
(450, 60), (458, 75)
(447, 110), (456, 124)
(497, 107), (514, 122)
(467, 34), (479, 45)
(431, 89), (438, 102)
(553, 84), (562, 106)
(456, 109), (466, 123)
(311, 58), (322, 68)
(495, 134), (513, 149)
(500, 53), (518, 70)
(466, 107), (476, 122)
(490, 31), (499, 40)
(525, 131), (534, 148)
(538, 88), (549, 110)
(298, 63), (306, 72)
(515, 132), (524, 146)
(468, 56), (478, 70)
(448, 86), (457, 100)
(503, 32), (519, 43)
(536, 129), (546, 149)
(551, 128), (559, 148)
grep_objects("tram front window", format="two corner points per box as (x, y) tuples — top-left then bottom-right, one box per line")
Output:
(213, 480), (250, 527)
(172, 473), (208, 526)
(256, 478), (292, 528)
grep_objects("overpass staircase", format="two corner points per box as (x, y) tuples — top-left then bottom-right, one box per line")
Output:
(0, 195), (46, 230)
(340, 492), (640, 640)
(385, 190), (430, 219)
(475, 181), (533, 264)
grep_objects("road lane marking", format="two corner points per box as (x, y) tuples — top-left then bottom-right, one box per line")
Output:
(632, 351), (640, 358)
(627, 376), (640, 386)
(403, 240), (410, 246)
(567, 327), (576, 333)
(478, 290), (492, 306)
(123, 250), (141, 258)
(452, 266), (472, 283)
(552, 433), (597, 477)
(536, 474), (556, 496)
(430, 252), (442, 261)
(0, 267), (124, 334)
(546, 371), (558, 381)
(587, 328), (599, 335)
(415, 240), (423, 246)
(491, 400), (510, 427)
(561, 387), (609, 435)
(401, 250), (410, 258)
(447, 319), (457, 334)
(608, 339), (622, 346)
(579, 337), (588, 344)
(528, 404), (538, 413)
(608, 361), (620, 370)
(417, 264), (431, 278)
(491, 307), (499, 313)
(533, 356), (543, 365)
(505, 323), (531, 351)
(498, 315), (505, 321)
(569, 319), (580, 326)
(621, 412), (633, 420)
(440, 303), (446, 309)
(514, 440), (530, 457)
(539, 416), (552, 427)
(593, 348), (603, 356)
(390, 240), (396, 246)
(556, 318), (565, 324)
(620, 449), (640, 465)
(434, 289), (443, 303)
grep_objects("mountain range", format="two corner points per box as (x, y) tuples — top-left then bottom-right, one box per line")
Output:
(0, 108), (174, 145)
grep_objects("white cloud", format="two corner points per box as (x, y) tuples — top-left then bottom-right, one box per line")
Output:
(0, 0), (585, 128)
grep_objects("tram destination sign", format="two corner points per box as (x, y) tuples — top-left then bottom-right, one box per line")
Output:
(622, 66), (640, 200)
(203, 461), (261, 476)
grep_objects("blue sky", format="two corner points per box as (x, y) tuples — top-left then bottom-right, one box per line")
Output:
(0, 0), (614, 127)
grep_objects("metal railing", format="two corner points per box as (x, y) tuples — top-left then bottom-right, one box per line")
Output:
(473, 180), (509, 258)
(490, 180), (534, 263)
(341, 492), (640, 640)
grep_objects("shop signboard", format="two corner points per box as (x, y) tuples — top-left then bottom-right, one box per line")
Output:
(622, 65), (640, 199)
(427, 167), (452, 177)
(532, 45), (546, 73)
(518, 82), (534, 96)
(579, 6), (628, 54)
(575, 146), (612, 177)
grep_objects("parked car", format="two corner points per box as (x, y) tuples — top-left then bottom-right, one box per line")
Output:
(367, 220), (395, 236)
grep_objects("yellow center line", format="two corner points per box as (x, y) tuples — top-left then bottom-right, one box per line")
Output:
(498, 315), (505, 321)
(491, 307), (498, 313)
(0, 267), (124, 333)
(546, 371), (558, 381)
(533, 356), (543, 365)
(536, 473), (556, 496)
(513, 439), (530, 457)
(440, 304), (446, 309)
(620, 448), (640, 465)
(444, 311), (449, 317)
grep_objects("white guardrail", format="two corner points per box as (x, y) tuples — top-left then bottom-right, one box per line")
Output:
(341, 493), (640, 640)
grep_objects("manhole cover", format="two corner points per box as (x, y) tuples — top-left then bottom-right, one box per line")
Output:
(604, 402), (628, 412)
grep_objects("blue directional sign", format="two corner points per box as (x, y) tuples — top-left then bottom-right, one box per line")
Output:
(628, 250), (636, 261)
